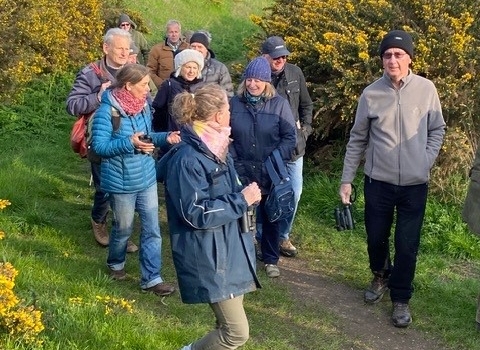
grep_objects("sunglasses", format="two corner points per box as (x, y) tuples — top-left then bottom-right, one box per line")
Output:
(120, 23), (131, 27)
(272, 55), (287, 61)
(382, 52), (407, 60)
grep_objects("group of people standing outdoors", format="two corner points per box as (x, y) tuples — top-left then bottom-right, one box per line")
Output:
(65, 13), (479, 349)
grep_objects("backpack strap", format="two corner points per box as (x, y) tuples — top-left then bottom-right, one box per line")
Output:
(266, 149), (289, 184)
(90, 61), (109, 83)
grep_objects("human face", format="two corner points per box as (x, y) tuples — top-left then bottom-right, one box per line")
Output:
(190, 42), (208, 58)
(265, 54), (287, 73)
(216, 95), (230, 127)
(245, 78), (267, 96)
(382, 48), (411, 84)
(180, 62), (199, 81)
(167, 24), (181, 44)
(104, 36), (130, 68)
(119, 22), (131, 31)
(126, 75), (151, 100)
(128, 54), (138, 64)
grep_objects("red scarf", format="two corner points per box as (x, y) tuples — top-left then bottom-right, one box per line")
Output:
(112, 88), (146, 115)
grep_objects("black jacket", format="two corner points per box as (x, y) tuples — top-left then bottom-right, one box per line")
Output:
(272, 63), (313, 160)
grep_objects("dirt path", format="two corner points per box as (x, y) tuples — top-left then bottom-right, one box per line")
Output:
(278, 257), (449, 350)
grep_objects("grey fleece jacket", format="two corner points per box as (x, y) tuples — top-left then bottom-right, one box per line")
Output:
(341, 71), (445, 186)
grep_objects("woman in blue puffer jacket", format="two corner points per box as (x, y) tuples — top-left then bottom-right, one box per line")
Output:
(157, 84), (262, 350)
(91, 64), (180, 297)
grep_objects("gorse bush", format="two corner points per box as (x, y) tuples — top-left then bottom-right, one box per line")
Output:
(0, 0), (146, 103)
(0, 200), (45, 347)
(250, 0), (480, 192)
(251, 0), (480, 140)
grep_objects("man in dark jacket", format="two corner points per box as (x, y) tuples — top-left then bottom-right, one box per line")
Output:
(66, 28), (138, 253)
(261, 36), (313, 258)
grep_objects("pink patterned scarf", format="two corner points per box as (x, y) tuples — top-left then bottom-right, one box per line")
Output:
(192, 120), (231, 162)
(112, 88), (146, 115)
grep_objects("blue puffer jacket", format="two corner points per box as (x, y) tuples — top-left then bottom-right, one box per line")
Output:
(229, 93), (297, 194)
(157, 125), (260, 304)
(92, 90), (170, 194)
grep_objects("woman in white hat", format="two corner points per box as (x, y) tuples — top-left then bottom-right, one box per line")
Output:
(152, 49), (205, 132)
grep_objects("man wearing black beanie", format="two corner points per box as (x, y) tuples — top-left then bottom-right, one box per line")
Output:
(339, 29), (446, 328)
(189, 31), (234, 98)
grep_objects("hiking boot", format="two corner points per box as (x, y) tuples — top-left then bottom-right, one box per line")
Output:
(265, 264), (280, 278)
(109, 267), (126, 281)
(280, 238), (298, 257)
(392, 302), (412, 328)
(143, 282), (176, 296)
(364, 274), (389, 304)
(254, 238), (263, 261)
(126, 240), (138, 253)
(91, 218), (109, 246)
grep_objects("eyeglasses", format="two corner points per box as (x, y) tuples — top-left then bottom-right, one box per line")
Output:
(382, 52), (407, 60)
(272, 55), (287, 61)
(120, 23), (131, 27)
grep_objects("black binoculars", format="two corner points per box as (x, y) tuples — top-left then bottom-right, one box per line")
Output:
(334, 205), (354, 231)
(240, 206), (256, 234)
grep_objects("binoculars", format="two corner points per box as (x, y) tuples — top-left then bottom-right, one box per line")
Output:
(240, 206), (256, 234)
(334, 204), (355, 231)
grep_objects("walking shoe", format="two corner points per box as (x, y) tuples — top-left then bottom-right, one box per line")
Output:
(91, 218), (109, 246)
(392, 302), (412, 328)
(279, 238), (298, 257)
(126, 240), (138, 253)
(254, 238), (263, 261)
(142, 282), (176, 296)
(364, 274), (389, 304)
(265, 264), (280, 278)
(108, 267), (126, 281)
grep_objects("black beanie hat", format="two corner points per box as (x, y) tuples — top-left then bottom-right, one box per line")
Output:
(379, 30), (414, 58)
(190, 32), (209, 49)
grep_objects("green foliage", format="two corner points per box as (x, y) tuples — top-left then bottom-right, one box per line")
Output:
(0, 0), (145, 103)
(251, 0), (480, 144)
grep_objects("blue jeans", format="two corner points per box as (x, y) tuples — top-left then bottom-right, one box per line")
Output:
(256, 157), (303, 242)
(364, 176), (428, 303)
(107, 183), (164, 289)
(91, 161), (109, 224)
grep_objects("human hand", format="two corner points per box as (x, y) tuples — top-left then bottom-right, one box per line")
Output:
(339, 183), (352, 205)
(97, 81), (112, 102)
(131, 132), (155, 154)
(167, 131), (181, 144)
(241, 182), (261, 206)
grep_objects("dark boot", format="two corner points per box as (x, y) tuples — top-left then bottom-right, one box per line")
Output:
(392, 302), (412, 328)
(364, 272), (388, 304)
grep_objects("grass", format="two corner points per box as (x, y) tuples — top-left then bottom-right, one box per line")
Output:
(135, 0), (272, 63)
(1, 0), (480, 348)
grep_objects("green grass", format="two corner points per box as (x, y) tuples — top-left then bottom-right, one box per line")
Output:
(1, 0), (480, 348)
(135, 0), (272, 63)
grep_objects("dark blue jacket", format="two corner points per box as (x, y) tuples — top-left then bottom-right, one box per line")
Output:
(151, 75), (203, 132)
(92, 90), (170, 193)
(229, 93), (296, 194)
(157, 125), (260, 304)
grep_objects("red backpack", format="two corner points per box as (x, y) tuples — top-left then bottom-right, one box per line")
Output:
(70, 62), (105, 158)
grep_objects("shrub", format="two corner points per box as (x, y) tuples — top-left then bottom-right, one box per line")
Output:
(250, 0), (480, 148)
(0, 0), (149, 103)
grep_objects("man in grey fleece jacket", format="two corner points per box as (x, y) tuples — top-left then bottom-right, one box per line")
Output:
(339, 30), (445, 328)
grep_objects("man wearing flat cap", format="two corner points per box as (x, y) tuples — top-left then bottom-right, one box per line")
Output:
(339, 29), (445, 328)
(259, 36), (313, 259)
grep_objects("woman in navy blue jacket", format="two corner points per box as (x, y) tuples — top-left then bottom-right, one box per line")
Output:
(157, 84), (262, 350)
(91, 64), (180, 296)
(229, 57), (296, 278)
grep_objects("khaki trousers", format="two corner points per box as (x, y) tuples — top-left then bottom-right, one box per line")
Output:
(192, 295), (249, 350)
